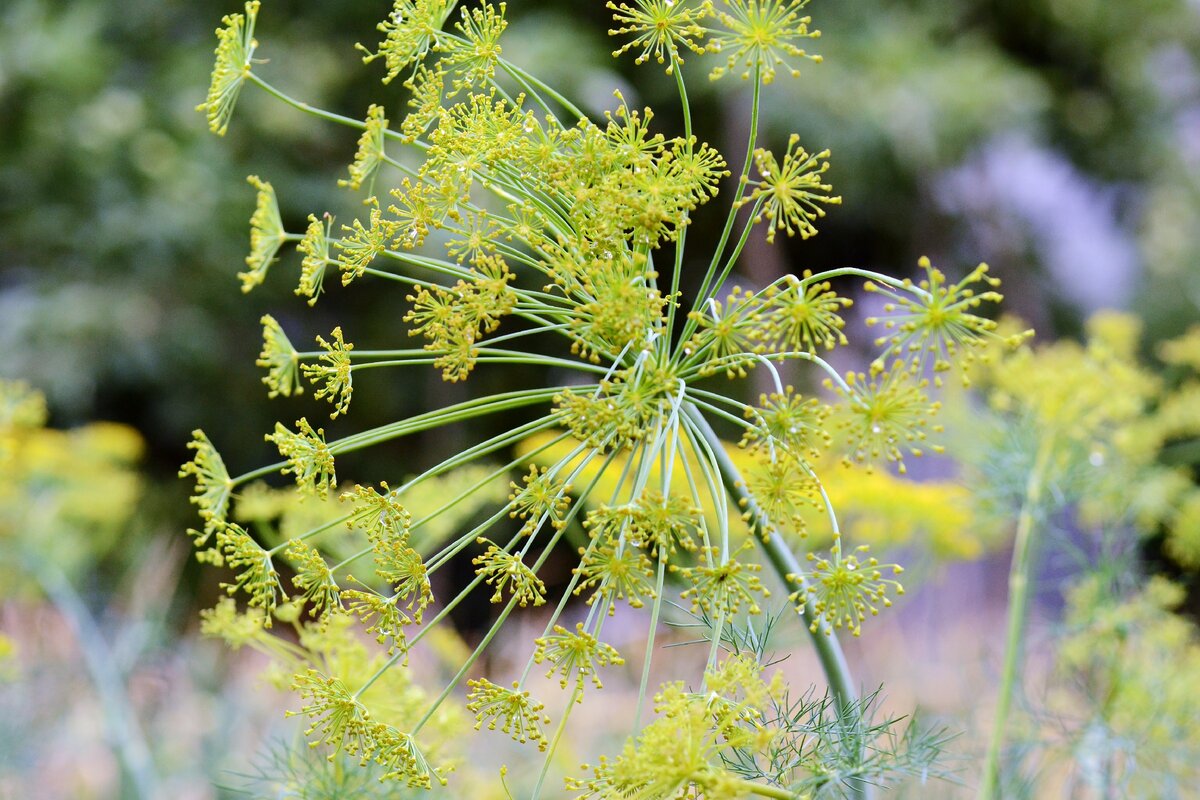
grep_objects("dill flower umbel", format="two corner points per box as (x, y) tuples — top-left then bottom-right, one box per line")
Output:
(188, 0), (1015, 793)
(303, 326), (355, 418)
(241, 175), (286, 292)
(707, 0), (823, 83)
(295, 213), (333, 304)
(340, 104), (390, 193)
(178, 429), (233, 543)
(739, 135), (841, 243)
(534, 623), (625, 690)
(608, 0), (710, 72)
(196, 1), (260, 135)
(865, 257), (1030, 384)
(256, 314), (303, 399)
(268, 418), (336, 498)
(794, 543), (904, 636)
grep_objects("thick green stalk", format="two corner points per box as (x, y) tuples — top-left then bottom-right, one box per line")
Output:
(688, 405), (868, 800)
(735, 778), (805, 800)
(684, 405), (857, 705)
(978, 439), (1053, 799)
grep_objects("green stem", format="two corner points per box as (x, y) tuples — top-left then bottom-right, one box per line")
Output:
(247, 72), (381, 135)
(978, 438), (1053, 799)
(664, 63), (693, 349)
(633, 554), (669, 731)
(798, 266), (931, 300)
(681, 63), (762, 347)
(530, 683), (585, 800)
(330, 386), (570, 453)
(733, 778), (805, 800)
(497, 58), (585, 121)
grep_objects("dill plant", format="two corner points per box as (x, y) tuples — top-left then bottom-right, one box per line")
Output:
(185, 1), (1023, 796)
(950, 314), (1200, 797)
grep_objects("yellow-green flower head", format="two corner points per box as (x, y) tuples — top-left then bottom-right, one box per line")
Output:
(341, 587), (412, 656)
(741, 386), (832, 461)
(425, 89), (536, 184)
(465, 678), (551, 749)
(508, 464), (573, 534)
(179, 429), (234, 538)
(401, 62), (447, 141)
(255, 314), (303, 399)
(347, 481), (412, 543)
(290, 670), (448, 787)
(268, 418), (337, 498)
(442, 1), (508, 91)
(303, 326), (354, 418)
(608, 0), (711, 73)
(761, 271), (852, 352)
(366, 726), (446, 788)
(741, 451), (818, 535)
(625, 489), (700, 557)
(571, 275), (668, 363)
(556, 364), (680, 452)
(388, 178), (437, 247)
(337, 198), (398, 286)
(793, 542), (904, 636)
(372, 538), (432, 621)
(358, 0), (457, 85)
(241, 175), (285, 292)
(295, 213), (333, 305)
(286, 538), (341, 617)
(217, 523), (284, 619)
(197, 1), (260, 135)
(834, 363), (943, 474)
(675, 544), (770, 617)
(198, 596), (272, 652)
(739, 135), (840, 243)
(603, 93), (666, 164)
(666, 136), (730, 204)
(443, 211), (495, 267)
(701, 653), (781, 726)
(534, 622), (625, 690)
(569, 673), (758, 798)
(473, 538), (547, 607)
(573, 539), (656, 610)
(339, 104), (390, 194)
(345, 485), (431, 619)
(707, 0), (822, 84)
(865, 257), (1029, 385)
(404, 261), (515, 377)
(686, 288), (765, 379)
(986, 320), (1153, 445)
(289, 669), (373, 754)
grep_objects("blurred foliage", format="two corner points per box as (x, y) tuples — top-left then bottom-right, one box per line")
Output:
(0, 380), (143, 585)
(1042, 574), (1200, 796)
(947, 313), (1200, 583)
(929, 314), (1200, 794)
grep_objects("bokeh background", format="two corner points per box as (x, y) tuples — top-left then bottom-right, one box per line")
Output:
(2, 0), (1199, 797)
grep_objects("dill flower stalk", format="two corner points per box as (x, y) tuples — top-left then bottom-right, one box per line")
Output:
(187, 1), (1019, 795)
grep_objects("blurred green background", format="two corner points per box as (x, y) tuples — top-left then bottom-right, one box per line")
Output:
(2, 0), (1199, 796)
